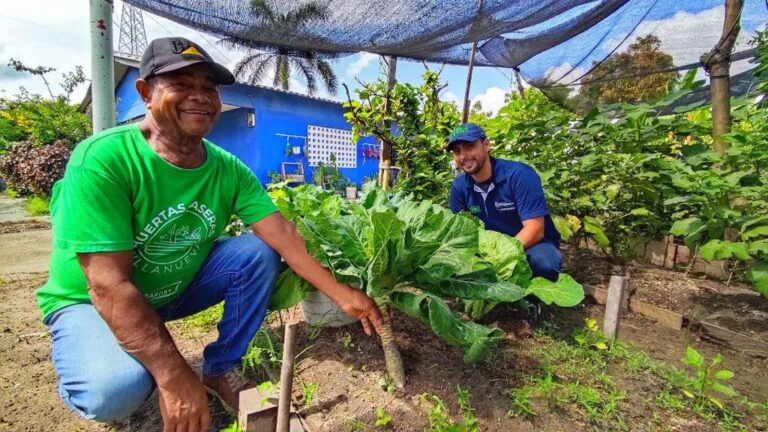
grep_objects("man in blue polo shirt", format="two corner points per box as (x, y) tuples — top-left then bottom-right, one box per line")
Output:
(447, 123), (562, 281)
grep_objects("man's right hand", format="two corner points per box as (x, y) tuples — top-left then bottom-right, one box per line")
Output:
(157, 366), (211, 432)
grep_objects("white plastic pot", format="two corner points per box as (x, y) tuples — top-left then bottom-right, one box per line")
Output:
(300, 290), (359, 327)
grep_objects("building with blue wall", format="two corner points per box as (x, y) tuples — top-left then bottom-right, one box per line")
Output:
(105, 56), (380, 187)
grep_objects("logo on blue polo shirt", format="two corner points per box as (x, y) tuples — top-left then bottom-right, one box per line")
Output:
(469, 205), (482, 214)
(494, 201), (516, 212)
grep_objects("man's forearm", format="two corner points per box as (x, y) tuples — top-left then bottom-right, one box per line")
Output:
(515, 227), (544, 249)
(89, 281), (189, 385)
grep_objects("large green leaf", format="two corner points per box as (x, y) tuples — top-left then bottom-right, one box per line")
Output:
(390, 292), (504, 363)
(524, 274), (585, 307)
(270, 269), (313, 310)
(583, 216), (610, 248)
(670, 217), (706, 249)
(477, 229), (532, 287)
(699, 240), (750, 261)
(417, 269), (526, 303)
(745, 262), (768, 298)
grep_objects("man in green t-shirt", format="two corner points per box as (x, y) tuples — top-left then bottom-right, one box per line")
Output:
(37, 37), (382, 431)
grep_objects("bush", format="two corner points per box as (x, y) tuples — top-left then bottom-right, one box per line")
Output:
(24, 195), (50, 216)
(0, 94), (91, 151)
(0, 141), (70, 196)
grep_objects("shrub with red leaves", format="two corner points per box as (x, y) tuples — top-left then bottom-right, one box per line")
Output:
(0, 140), (70, 196)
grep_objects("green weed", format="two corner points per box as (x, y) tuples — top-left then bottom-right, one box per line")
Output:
(299, 378), (318, 410)
(241, 325), (282, 377)
(423, 386), (480, 432)
(374, 406), (392, 428)
(176, 302), (223, 336)
(24, 195), (49, 216)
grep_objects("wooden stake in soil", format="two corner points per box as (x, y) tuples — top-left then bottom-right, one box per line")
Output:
(603, 275), (628, 342)
(276, 321), (298, 432)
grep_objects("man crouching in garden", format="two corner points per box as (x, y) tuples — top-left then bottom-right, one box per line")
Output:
(36, 37), (382, 432)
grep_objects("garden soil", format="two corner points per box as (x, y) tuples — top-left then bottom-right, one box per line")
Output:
(1, 216), (767, 431)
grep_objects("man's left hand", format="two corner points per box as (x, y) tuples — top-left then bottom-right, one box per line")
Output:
(335, 285), (384, 336)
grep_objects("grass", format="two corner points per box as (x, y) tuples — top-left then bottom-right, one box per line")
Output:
(24, 195), (50, 216)
(501, 318), (765, 431)
(175, 302), (224, 336)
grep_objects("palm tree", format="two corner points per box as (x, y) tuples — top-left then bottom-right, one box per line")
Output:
(221, 0), (338, 96)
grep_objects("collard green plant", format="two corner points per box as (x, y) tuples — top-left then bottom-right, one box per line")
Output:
(268, 184), (584, 387)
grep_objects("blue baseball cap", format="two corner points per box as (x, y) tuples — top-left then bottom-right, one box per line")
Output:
(445, 123), (486, 151)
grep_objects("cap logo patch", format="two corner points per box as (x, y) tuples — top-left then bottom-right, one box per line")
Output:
(180, 46), (206, 60)
(170, 40), (186, 54)
(449, 125), (468, 141)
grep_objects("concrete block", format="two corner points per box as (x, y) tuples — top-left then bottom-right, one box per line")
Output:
(239, 386), (279, 432)
(646, 241), (667, 267)
(691, 258), (728, 279)
(675, 245), (691, 267)
(664, 243), (677, 268)
(603, 275), (627, 342)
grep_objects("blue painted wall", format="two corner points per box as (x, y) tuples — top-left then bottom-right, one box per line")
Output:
(114, 67), (379, 187)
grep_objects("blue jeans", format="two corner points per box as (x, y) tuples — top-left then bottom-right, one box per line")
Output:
(44, 234), (280, 422)
(526, 242), (562, 282)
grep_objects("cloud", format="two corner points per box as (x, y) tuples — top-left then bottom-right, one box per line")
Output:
(542, 62), (588, 83)
(441, 90), (461, 107)
(606, 6), (759, 76)
(346, 52), (378, 77)
(470, 87), (508, 116)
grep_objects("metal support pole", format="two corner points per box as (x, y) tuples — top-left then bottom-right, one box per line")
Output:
(90, 0), (116, 133)
(707, 0), (743, 154)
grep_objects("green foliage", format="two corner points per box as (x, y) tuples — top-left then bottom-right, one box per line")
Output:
(176, 302), (223, 336)
(23, 195), (49, 216)
(374, 406), (393, 428)
(423, 386), (480, 432)
(676, 346), (738, 412)
(0, 141), (70, 197)
(0, 94), (91, 151)
(219, 421), (244, 432)
(344, 70), (459, 203)
(312, 153), (346, 191)
(241, 324), (282, 377)
(578, 35), (680, 108)
(299, 378), (318, 410)
(270, 184), (584, 362)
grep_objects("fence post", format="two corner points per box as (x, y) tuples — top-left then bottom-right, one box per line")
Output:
(603, 275), (628, 342)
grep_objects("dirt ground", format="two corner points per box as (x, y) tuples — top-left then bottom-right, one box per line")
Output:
(1, 217), (767, 432)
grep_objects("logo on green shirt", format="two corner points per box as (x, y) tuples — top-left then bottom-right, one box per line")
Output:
(133, 201), (217, 273)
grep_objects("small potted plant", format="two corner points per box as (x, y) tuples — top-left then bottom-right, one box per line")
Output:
(344, 180), (358, 200)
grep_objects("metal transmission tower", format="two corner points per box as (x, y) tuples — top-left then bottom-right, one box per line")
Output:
(117, 3), (148, 56)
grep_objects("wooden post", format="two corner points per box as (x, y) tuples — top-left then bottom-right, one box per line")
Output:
(706, 0), (744, 154)
(461, 0), (484, 123)
(603, 275), (628, 342)
(276, 321), (298, 432)
(461, 41), (478, 123)
(513, 68), (525, 100)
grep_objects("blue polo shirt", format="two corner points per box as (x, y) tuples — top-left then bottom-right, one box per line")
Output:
(449, 158), (560, 246)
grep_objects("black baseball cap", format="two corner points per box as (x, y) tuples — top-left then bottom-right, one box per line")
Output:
(140, 37), (235, 85)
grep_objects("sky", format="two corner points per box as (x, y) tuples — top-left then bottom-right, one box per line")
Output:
(0, 1), (766, 116)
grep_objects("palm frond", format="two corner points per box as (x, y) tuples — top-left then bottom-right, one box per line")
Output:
(292, 58), (318, 95)
(314, 58), (338, 95)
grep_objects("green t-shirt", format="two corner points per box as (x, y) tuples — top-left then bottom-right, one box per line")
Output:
(37, 123), (278, 320)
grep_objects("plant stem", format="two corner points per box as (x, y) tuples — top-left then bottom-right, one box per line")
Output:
(375, 300), (406, 388)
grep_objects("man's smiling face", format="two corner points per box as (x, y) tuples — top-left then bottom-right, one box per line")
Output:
(145, 63), (222, 139)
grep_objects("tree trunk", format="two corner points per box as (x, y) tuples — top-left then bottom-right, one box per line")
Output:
(375, 300), (405, 388)
(708, 0), (744, 154)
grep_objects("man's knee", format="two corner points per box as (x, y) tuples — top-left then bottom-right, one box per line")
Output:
(526, 243), (562, 282)
(62, 367), (154, 422)
(238, 234), (281, 274)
